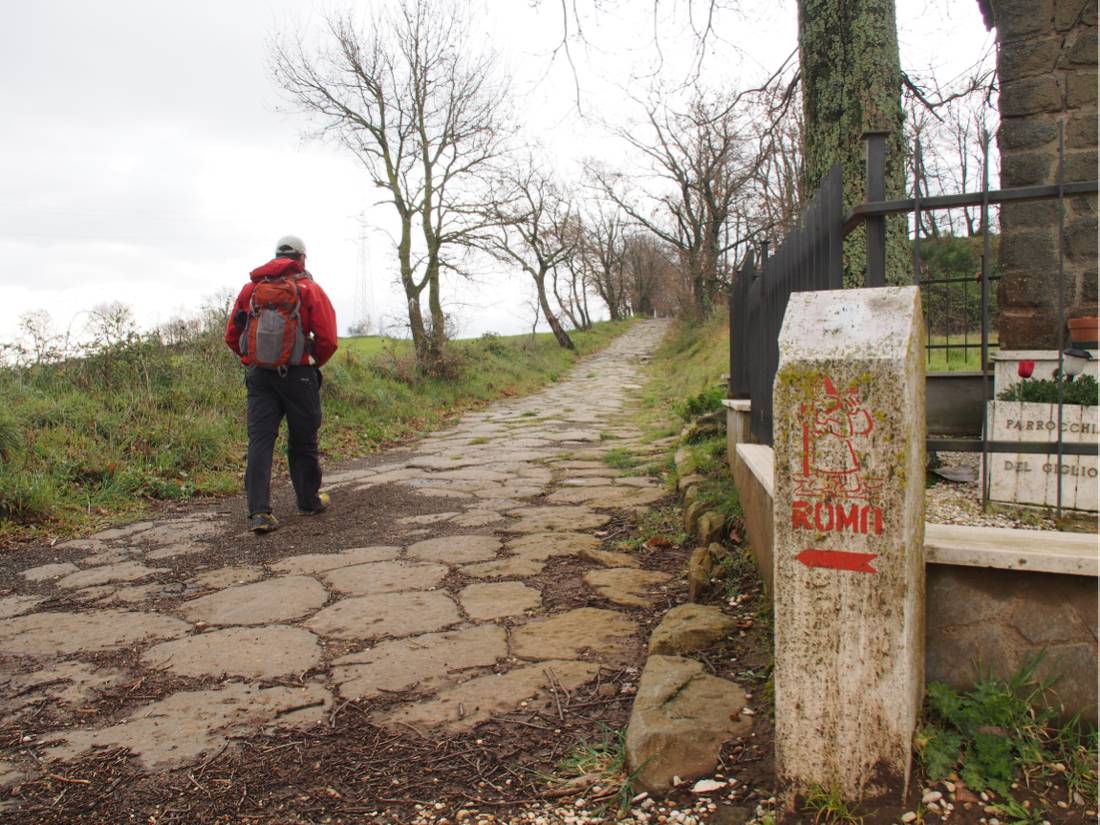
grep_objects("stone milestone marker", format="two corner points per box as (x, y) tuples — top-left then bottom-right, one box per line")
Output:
(772, 287), (925, 813)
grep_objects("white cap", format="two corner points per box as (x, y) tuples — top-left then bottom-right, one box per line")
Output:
(275, 235), (306, 257)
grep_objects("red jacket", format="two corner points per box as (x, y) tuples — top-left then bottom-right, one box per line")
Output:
(224, 257), (338, 367)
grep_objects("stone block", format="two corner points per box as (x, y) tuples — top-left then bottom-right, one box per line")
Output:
(1000, 35), (1061, 78)
(695, 511), (727, 545)
(1081, 269), (1098, 302)
(1003, 231), (1051, 276)
(1064, 26), (1099, 64)
(999, 0), (1055, 38)
(1068, 195), (1099, 220)
(1000, 201), (1059, 230)
(998, 117), (1058, 152)
(1056, 0), (1096, 29)
(926, 565), (1098, 723)
(1067, 71), (1099, 108)
(772, 287), (925, 807)
(1064, 150), (1100, 183)
(1067, 218), (1100, 258)
(1066, 114), (1099, 148)
(1002, 150), (1055, 186)
(997, 306), (1062, 349)
(985, 401), (1098, 512)
(648, 604), (737, 655)
(999, 77), (1063, 116)
(998, 269), (1080, 317)
(624, 655), (750, 794)
(1000, 230), (1057, 274)
(677, 472), (703, 493)
(682, 500), (706, 535)
(687, 546), (712, 602)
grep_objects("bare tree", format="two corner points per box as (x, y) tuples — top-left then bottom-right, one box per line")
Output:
(272, 0), (511, 373)
(482, 165), (577, 350)
(744, 70), (804, 243)
(905, 72), (998, 239)
(577, 205), (631, 321)
(555, 219), (594, 330)
(590, 91), (752, 317)
(624, 232), (679, 317)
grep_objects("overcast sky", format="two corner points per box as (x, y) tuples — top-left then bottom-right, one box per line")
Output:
(1, 0), (993, 346)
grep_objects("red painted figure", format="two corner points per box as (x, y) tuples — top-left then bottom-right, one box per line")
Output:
(797, 375), (878, 501)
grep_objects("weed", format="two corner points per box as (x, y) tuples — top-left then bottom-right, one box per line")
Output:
(802, 784), (864, 824)
(987, 796), (1046, 825)
(468, 437), (489, 445)
(916, 653), (1098, 811)
(542, 724), (637, 814)
(602, 448), (640, 470)
(675, 384), (726, 421)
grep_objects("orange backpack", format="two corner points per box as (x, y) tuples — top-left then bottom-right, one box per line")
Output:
(240, 276), (306, 369)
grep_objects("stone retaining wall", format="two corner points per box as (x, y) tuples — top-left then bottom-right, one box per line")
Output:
(927, 564), (1097, 720)
(727, 415), (1098, 722)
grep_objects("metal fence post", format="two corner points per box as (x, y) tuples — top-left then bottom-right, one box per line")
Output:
(864, 131), (889, 287)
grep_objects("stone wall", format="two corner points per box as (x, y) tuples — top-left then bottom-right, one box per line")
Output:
(985, 0), (1098, 348)
(927, 565), (1098, 723)
(728, 435), (1099, 723)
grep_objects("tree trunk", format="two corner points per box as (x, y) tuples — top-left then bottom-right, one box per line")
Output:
(690, 252), (710, 318)
(426, 257), (446, 371)
(799, 0), (908, 286)
(534, 271), (574, 350)
(552, 269), (582, 330)
(397, 218), (431, 367)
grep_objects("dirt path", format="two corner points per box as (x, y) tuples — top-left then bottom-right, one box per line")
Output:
(0, 320), (716, 823)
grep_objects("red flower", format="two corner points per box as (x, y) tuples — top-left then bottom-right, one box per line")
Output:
(1018, 360), (1035, 378)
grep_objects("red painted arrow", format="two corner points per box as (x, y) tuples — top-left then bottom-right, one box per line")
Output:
(796, 548), (878, 574)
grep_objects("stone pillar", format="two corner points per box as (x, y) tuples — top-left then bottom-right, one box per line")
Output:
(772, 287), (925, 815)
(990, 0), (1098, 348)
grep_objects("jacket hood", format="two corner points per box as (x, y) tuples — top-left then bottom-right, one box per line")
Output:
(250, 257), (305, 283)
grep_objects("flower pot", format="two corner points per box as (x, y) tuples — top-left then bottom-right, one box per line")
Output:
(1067, 316), (1098, 345)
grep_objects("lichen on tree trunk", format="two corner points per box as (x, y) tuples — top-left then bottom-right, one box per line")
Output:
(799, 0), (909, 287)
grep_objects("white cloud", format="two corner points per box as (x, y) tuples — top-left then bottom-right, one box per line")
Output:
(1, 0), (990, 343)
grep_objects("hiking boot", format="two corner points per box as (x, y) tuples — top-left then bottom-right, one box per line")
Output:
(249, 512), (279, 533)
(298, 491), (330, 516)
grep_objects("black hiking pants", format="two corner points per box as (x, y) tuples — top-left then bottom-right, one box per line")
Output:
(244, 365), (323, 516)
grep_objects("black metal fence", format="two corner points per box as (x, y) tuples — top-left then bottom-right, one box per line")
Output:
(728, 165), (843, 444)
(728, 129), (1098, 513)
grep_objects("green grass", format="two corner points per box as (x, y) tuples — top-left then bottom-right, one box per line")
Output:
(802, 784), (864, 824)
(637, 308), (731, 431)
(338, 335), (404, 360)
(632, 309), (741, 519)
(540, 724), (638, 815)
(602, 447), (640, 471)
(925, 332), (998, 373)
(915, 654), (1098, 816)
(0, 321), (632, 541)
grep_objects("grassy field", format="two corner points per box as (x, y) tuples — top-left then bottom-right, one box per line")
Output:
(632, 308), (741, 519)
(0, 322), (631, 541)
(925, 331), (999, 373)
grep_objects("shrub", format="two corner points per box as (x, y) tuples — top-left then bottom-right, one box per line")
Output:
(676, 385), (725, 421)
(997, 374), (1098, 406)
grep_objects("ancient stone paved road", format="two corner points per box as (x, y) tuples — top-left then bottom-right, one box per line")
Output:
(0, 321), (679, 795)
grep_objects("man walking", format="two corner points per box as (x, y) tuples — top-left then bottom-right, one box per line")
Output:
(225, 235), (338, 533)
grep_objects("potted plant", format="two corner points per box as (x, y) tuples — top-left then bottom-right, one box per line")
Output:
(1067, 315), (1099, 347)
(986, 367), (1098, 512)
